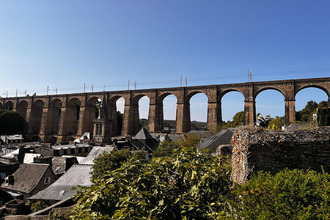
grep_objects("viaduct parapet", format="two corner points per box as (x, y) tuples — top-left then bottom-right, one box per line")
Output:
(1, 77), (329, 144)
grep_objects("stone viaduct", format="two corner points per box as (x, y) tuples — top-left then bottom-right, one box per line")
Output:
(0, 77), (329, 144)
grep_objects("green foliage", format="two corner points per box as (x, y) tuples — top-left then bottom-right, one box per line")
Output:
(0, 109), (25, 135)
(317, 101), (328, 109)
(30, 200), (48, 213)
(296, 100), (318, 122)
(70, 146), (232, 219)
(177, 133), (200, 149)
(317, 105), (330, 126)
(267, 117), (283, 130)
(92, 149), (146, 181)
(232, 169), (330, 219)
(152, 140), (179, 158)
(219, 111), (245, 130)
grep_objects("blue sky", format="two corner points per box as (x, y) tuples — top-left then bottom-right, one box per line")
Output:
(0, 0), (329, 121)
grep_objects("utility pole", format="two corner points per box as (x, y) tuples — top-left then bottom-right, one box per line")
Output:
(24, 90), (27, 96)
(91, 85), (94, 92)
(128, 80), (130, 90)
(180, 75), (183, 87)
(103, 85), (105, 92)
(133, 81), (137, 90)
(47, 86), (49, 95)
(84, 83), (86, 93)
(55, 88), (58, 95)
(185, 77), (188, 87)
(16, 89), (18, 97)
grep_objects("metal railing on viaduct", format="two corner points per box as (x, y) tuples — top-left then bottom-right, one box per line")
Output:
(1, 77), (329, 144)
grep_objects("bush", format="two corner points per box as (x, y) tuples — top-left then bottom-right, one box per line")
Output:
(70, 146), (232, 219)
(232, 169), (330, 219)
(92, 149), (145, 180)
(152, 140), (179, 158)
(267, 117), (283, 130)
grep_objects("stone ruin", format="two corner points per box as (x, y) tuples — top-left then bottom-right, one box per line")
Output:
(231, 125), (330, 185)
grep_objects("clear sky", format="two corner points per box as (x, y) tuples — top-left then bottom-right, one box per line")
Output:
(0, 0), (329, 121)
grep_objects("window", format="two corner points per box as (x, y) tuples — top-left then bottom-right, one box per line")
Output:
(44, 177), (51, 184)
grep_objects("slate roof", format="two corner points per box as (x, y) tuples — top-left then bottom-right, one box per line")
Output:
(79, 146), (114, 165)
(196, 129), (234, 152)
(1, 163), (50, 194)
(134, 128), (154, 140)
(29, 164), (92, 201)
(23, 153), (41, 164)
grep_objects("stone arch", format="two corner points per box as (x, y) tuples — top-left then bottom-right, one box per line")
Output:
(63, 98), (81, 137)
(183, 91), (209, 132)
(295, 87), (329, 122)
(82, 96), (102, 136)
(131, 94), (150, 134)
(295, 85), (329, 98)
(219, 89), (245, 124)
(109, 95), (126, 136)
(28, 100), (44, 136)
(17, 100), (28, 121)
(45, 99), (62, 135)
(255, 87), (285, 98)
(0, 102), (3, 109)
(255, 88), (285, 120)
(158, 93), (178, 132)
(3, 101), (14, 110)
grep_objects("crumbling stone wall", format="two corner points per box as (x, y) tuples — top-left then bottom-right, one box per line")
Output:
(231, 125), (330, 184)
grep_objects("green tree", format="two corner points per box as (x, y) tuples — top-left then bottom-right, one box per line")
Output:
(296, 100), (318, 122)
(232, 169), (330, 219)
(0, 109), (25, 135)
(152, 140), (179, 158)
(91, 149), (133, 180)
(232, 111), (245, 126)
(267, 117), (283, 130)
(177, 133), (200, 148)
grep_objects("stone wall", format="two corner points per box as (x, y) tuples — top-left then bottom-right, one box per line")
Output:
(231, 125), (330, 184)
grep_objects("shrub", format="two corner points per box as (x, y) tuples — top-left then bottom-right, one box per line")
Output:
(70, 146), (232, 219)
(92, 149), (146, 180)
(267, 117), (283, 130)
(232, 169), (330, 219)
(152, 140), (179, 158)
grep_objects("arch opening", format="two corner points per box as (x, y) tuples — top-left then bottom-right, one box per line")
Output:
(255, 89), (285, 125)
(17, 101), (28, 121)
(188, 92), (208, 131)
(4, 101), (14, 111)
(63, 98), (81, 136)
(138, 96), (150, 131)
(83, 97), (102, 137)
(109, 96), (125, 136)
(295, 87), (328, 123)
(220, 91), (244, 128)
(28, 100), (44, 135)
(45, 99), (62, 136)
(162, 94), (177, 133)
